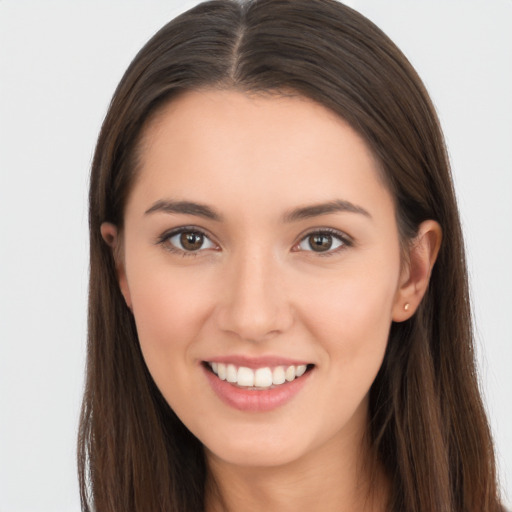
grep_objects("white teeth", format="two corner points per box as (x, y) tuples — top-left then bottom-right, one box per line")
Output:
(285, 365), (296, 382)
(208, 362), (309, 388)
(237, 367), (254, 387)
(272, 366), (286, 385)
(254, 367), (273, 387)
(296, 364), (307, 377)
(226, 364), (237, 383)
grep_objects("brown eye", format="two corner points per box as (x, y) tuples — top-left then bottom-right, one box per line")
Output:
(308, 234), (333, 252)
(165, 230), (216, 253)
(296, 230), (348, 254)
(180, 232), (204, 251)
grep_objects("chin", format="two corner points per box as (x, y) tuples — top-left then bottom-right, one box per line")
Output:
(205, 433), (311, 469)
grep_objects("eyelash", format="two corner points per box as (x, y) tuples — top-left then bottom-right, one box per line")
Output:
(156, 226), (353, 257)
(156, 226), (218, 257)
(294, 228), (353, 256)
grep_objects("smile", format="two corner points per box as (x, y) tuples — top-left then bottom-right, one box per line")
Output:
(203, 359), (314, 412)
(206, 362), (309, 389)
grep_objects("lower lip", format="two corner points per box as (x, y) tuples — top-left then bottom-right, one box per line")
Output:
(203, 365), (312, 412)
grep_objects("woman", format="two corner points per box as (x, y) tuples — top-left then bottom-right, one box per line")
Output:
(78, 0), (503, 510)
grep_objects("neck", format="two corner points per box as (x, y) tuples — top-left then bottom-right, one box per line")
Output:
(204, 429), (389, 512)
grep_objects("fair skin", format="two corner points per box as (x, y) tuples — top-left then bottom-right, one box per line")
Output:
(102, 89), (441, 512)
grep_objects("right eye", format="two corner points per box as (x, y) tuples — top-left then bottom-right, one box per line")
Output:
(160, 228), (217, 254)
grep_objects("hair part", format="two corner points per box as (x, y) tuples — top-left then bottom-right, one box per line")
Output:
(79, 1), (501, 510)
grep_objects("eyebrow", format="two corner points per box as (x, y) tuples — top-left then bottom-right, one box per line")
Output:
(144, 200), (222, 221)
(144, 198), (370, 223)
(282, 200), (371, 223)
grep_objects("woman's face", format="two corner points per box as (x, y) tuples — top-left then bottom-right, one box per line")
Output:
(111, 90), (409, 468)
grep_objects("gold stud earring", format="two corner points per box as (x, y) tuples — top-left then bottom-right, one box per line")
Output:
(404, 303), (410, 311)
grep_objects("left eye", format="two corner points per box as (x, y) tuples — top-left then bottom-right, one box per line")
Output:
(296, 232), (347, 253)
(167, 230), (216, 252)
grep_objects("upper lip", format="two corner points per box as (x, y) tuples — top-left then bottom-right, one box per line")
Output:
(202, 355), (312, 369)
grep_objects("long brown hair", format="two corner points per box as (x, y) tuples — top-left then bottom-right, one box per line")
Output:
(78, 1), (501, 510)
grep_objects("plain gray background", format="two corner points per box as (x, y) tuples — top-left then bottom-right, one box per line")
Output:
(1, 1), (510, 510)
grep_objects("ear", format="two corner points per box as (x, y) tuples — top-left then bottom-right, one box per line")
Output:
(392, 220), (442, 322)
(100, 222), (132, 310)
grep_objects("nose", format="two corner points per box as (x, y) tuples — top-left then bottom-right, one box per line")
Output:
(215, 249), (294, 343)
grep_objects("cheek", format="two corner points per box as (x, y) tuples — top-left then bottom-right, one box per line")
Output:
(125, 261), (215, 383)
(301, 259), (398, 344)
(298, 256), (399, 394)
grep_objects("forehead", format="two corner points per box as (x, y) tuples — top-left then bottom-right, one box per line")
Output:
(141, 88), (378, 166)
(128, 89), (393, 221)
